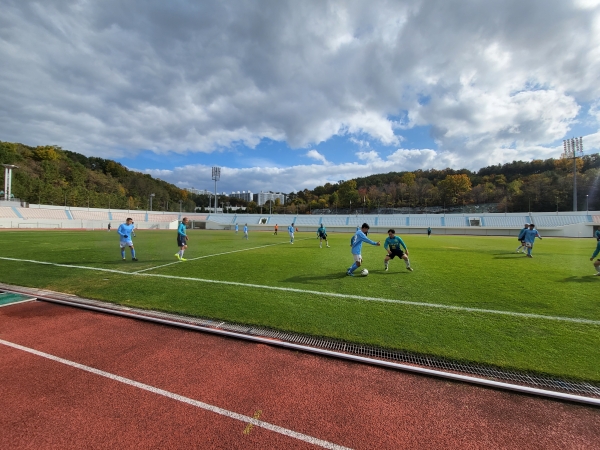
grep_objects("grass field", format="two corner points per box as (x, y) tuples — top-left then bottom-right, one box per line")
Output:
(0, 228), (598, 382)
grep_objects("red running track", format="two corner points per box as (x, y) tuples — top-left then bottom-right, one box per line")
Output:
(1, 300), (599, 449)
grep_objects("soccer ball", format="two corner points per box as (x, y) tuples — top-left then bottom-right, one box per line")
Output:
(361, 268), (369, 276)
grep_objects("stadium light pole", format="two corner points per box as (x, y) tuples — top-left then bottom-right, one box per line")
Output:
(179, 200), (183, 213)
(149, 193), (155, 212)
(562, 137), (583, 211)
(556, 196), (559, 215)
(212, 167), (221, 214)
(2, 164), (18, 202)
(586, 194), (589, 212)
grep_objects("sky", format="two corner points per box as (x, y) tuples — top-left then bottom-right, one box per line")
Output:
(1, 0), (599, 195)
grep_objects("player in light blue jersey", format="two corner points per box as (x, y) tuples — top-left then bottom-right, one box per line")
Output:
(347, 223), (380, 276)
(522, 223), (542, 258)
(117, 218), (137, 261)
(288, 223), (295, 244)
(317, 223), (329, 248)
(175, 217), (189, 261)
(590, 229), (600, 275)
(384, 229), (412, 272)
(243, 224), (248, 240)
(235, 223), (239, 234)
(516, 223), (529, 253)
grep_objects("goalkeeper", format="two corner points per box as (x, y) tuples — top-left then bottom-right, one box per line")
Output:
(317, 223), (330, 248)
(117, 218), (138, 261)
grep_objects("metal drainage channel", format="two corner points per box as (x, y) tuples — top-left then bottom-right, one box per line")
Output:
(6, 288), (600, 407)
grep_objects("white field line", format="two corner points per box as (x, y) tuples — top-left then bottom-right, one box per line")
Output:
(133, 239), (310, 274)
(1, 256), (599, 326)
(0, 339), (351, 450)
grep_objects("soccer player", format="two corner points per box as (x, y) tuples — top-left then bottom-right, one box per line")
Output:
(590, 229), (600, 275)
(347, 223), (380, 276)
(317, 223), (330, 248)
(516, 223), (529, 253)
(243, 223), (249, 240)
(175, 217), (189, 261)
(427, 226), (431, 238)
(384, 229), (412, 272)
(288, 223), (295, 244)
(117, 218), (137, 261)
(235, 223), (239, 234)
(274, 224), (278, 235)
(522, 223), (542, 258)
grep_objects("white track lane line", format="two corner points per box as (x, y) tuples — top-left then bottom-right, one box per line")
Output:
(0, 338), (352, 450)
(1, 256), (599, 326)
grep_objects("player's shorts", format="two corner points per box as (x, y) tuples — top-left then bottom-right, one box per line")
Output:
(177, 235), (187, 247)
(352, 254), (363, 263)
(119, 239), (133, 248)
(318, 232), (327, 239)
(525, 242), (533, 248)
(388, 249), (405, 259)
(521, 240), (526, 245)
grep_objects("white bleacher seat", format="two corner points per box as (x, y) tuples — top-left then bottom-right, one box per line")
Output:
(71, 211), (109, 221)
(147, 214), (179, 222)
(17, 208), (69, 220)
(293, 216), (322, 226)
(481, 216), (530, 228)
(444, 216), (467, 227)
(0, 207), (19, 218)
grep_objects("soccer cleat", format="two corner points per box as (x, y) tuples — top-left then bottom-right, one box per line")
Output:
(175, 253), (181, 260)
(132, 258), (138, 261)
(326, 245), (330, 248)
(346, 271), (354, 276)
(384, 265), (388, 271)
(122, 258), (126, 260)
(180, 257), (187, 261)
(407, 266), (413, 271)
(595, 273), (600, 276)
(527, 254), (533, 258)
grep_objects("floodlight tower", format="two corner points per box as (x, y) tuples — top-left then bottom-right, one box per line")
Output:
(2, 164), (18, 201)
(562, 137), (583, 211)
(212, 166), (221, 214)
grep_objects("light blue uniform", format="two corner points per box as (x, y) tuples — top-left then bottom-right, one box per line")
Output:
(243, 225), (248, 239)
(235, 224), (239, 233)
(522, 228), (541, 257)
(350, 230), (378, 255)
(288, 225), (295, 243)
(118, 223), (135, 248)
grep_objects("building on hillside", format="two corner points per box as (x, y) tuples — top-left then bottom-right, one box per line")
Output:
(185, 188), (212, 196)
(230, 191), (253, 202)
(255, 191), (285, 206)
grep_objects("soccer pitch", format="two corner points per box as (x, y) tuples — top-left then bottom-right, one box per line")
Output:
(0, 229), (598, 382)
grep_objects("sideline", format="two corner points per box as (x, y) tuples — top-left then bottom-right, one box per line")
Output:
(0, 339), (351, 450)
(1, 256), (599, 326)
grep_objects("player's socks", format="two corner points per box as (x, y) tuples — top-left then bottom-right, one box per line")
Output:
(121, 250), (125, 259)
(131, 249), (136, 258)
(349, 262), (358, 274)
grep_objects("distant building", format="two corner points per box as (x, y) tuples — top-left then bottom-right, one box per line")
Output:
(185, 188), (211, 196)
(255, 191), (285, 206)
(230, 190), (253, 202)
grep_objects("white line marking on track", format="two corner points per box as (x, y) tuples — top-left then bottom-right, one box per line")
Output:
(0, 338), (352, 450)
(1, 256), (599, 326)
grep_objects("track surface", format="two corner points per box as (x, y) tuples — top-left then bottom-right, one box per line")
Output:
(1, 300), (599, 449)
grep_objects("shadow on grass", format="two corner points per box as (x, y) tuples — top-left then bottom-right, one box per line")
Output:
(558, 276), (600, 283)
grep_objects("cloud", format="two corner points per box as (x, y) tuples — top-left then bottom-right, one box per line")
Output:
(306, 149), (328, 164)
(0, 0), (598, 190)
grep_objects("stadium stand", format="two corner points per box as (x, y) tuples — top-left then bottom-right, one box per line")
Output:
(206, 215), (236, 224)
(111, 212), (147, 223)
(407, 216), (443, 227)
(0, 207), (19, 219)
(70, 211), (109, 221)
(479, 215), (531, 228)
(15, 208), (69, 220)
(147, 214), (179, 222)
(444, 216), (468, 227)
(322, 216), (348, 226)
(531, 215), (591, 227)
(293, 216), (322, 226)
(593, 215), (600, 224)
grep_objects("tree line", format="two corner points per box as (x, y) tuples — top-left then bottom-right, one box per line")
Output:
(2, 140), (599, 214)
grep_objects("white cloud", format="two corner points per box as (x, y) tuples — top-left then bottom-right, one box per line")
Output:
(0, 0), (598, 190)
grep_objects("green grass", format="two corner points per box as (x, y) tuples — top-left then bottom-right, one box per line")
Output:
(0, 229), (598, 382)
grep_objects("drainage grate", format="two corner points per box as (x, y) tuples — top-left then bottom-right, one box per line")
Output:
(17, 290), (600, 399)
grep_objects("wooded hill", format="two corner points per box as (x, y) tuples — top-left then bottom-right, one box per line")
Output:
(1, 140), (599, 213)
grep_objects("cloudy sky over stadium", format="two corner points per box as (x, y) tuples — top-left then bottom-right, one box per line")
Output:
(1, 0), (599, 194)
